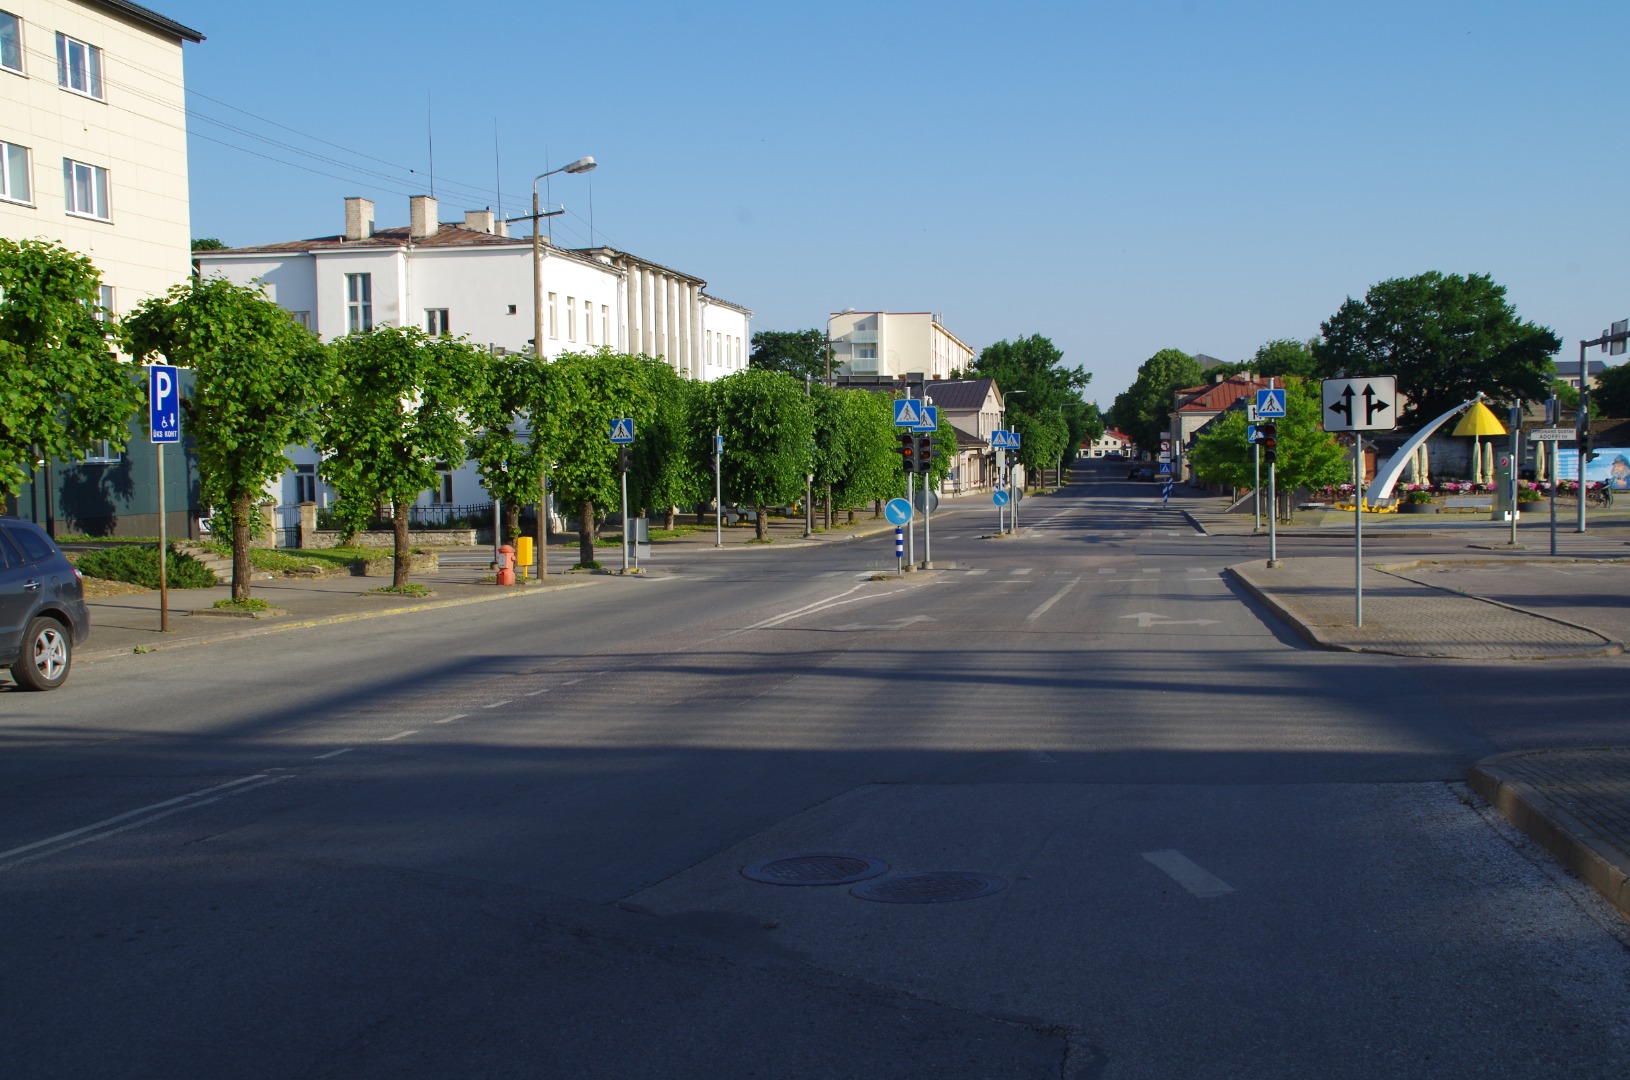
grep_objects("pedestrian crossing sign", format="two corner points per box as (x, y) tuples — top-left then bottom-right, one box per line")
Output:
(1255, 388), (1287, 418)
(894, 399), (923, 427)
(1157, 462), (1172, 475)
(608, 418), (635, 444)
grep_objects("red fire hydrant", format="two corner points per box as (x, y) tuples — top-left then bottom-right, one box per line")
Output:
(496, 544), (516, 586)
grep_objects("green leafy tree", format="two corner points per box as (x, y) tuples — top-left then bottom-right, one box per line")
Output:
(1590, 363), (1630, 419)
(537, 350), (655, 566)
(1200, 340), (1320, 382)
(1107, 348), (1203, 456)
(0, 239), (142, 498)
(699, 369), (813, 540)
(832, 388), (899, 520)
(124, 277), (332, 599)
(319, 326), (486, 586)
(1010, 410), (1068, 488)
(971, 333), (1094, 451)
(634, 357), (708, 529)
(1187, 379), (1346, 513)
(190, 238), (228, 252)
(1314, 272), (1561, 424)
(467, 350), (553, 549)
(749, 329), (831, 383)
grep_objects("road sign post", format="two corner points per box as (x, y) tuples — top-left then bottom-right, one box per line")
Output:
(1320, 377), (1397, 623)
(714, 428), (723, 548)
(895, 525), (904, 575)
(149, 365), (180, 632)
(1530, 424), (1573, 555)
(609, 418), (635, 572)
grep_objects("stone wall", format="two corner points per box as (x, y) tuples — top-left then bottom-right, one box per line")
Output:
(301, 529), (479, 549)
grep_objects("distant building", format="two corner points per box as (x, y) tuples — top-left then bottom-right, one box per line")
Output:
(1085, 429), (1130, 458)
(2, 0), (204, 536)
(826, 310), (974, 382)
(921, 379), (1004, 492)
(1169, 373), (1277, 481)
(1552, 358), (1608, 392)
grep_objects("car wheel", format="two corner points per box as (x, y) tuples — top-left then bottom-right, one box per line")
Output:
(12, 616), (71, 691)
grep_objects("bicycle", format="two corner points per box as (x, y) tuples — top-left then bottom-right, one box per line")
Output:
(1585, 483), (1613, 508)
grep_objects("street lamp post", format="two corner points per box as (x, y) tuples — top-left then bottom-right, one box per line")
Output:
(529, 156), (597, 359)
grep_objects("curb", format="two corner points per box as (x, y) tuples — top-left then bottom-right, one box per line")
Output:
(78, 577), (603, 663)
(1469, 754), (1630, 921)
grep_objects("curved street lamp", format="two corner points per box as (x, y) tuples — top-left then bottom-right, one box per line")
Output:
(532, 156), (597, 359)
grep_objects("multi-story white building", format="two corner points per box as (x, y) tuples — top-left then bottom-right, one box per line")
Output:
(1, 0), (201, 315)
(194, 195), (752, 517)
(827, 310), (974, 382)
(2, 1), (202, 536)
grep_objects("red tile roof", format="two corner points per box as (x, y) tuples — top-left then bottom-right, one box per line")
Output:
(1174, 374), (1273, 414)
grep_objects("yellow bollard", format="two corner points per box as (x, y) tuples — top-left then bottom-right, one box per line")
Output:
(515, 536), (534, 580)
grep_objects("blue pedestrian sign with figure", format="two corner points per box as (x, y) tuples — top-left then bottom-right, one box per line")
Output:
(885, 498), (913, 525)
(149, 364), (180, 443)
(912, 405), (938, 433)
(608, 418), (635, 444)
(1255, 388), (1287, 419)
(1157, 461), (1172, 476)
(893, 400), (924, 428)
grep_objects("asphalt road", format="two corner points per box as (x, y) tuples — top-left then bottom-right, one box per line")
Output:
(4, 460), (1629, 1079)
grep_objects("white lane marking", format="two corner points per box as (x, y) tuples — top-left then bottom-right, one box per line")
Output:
(966, 569), (989, 575)
(484, 700), (511, 709)
(745, 583), (867, 629)
(1141, 567), (1160, 574)
(560, 678), (584, 686)
(1026, 577), (1082, 623)
(313, 748), (353, 759)
(1119, 612), (1219, 628)
(525, 689), (549, 696)
(1142, 850), (1235, 898)
(1010, 568), (1033, 576)
(1098, 568), (1117, 574)
(433, 713), (468, 723)
(379, 730), (418, 741)
(0, 773), (274, 863)
(0, 776), (292, 870)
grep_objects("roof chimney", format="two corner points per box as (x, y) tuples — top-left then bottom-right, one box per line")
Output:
(344, 196), (374, 241)
(410, 195), (439, 239)
(462, 209), (496, 234)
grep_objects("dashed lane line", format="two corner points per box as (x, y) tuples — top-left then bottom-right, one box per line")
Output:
(379, 730), (418, 742)
(1141, 849), (1236, 898)
(313, 748), (353, 759)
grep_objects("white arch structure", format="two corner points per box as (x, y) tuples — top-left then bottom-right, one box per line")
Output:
(1367, 396), (1484, 506)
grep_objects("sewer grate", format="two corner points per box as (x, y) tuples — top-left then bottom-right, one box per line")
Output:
(741, 853), (889, 886)
(850, 871), (1007, 904)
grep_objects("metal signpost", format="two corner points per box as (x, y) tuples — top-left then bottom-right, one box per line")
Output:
(1248, 403), (1262, 531)
(913, 405), (938, 567)
(1575, 320), (1628, 533)
(1008, 430), (1022, 532)
(609, 418), (635, 572)
(885, 497), (912, 576)
(1321, 376), (1397, 627)
(894, 396), (923, 566)
(713, 429), (723, 548)
(149, 365), (181, 632)
(1530, 425), (1573, 556)
(1255, 388), (1285, 560)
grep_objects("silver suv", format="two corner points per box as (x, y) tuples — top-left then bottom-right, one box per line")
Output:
(0, 518), (90, 690)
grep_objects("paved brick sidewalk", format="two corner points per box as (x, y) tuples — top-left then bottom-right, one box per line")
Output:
(1471, 749), (1630, 921)
(1228, 557), (1619, 659)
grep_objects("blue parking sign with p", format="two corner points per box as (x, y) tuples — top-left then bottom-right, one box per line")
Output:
(149, 364), (180, 443)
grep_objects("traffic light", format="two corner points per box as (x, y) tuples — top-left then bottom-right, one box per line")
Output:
(915, 434), (933, 474)
(899, 432), (916, 473)
(1260, 422), (1278, 465)
(617, 446), (631, 474)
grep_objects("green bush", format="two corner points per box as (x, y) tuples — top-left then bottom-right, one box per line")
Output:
(75, 545), (218, 589)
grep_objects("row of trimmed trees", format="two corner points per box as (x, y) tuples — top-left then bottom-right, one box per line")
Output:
(0, 243), (957, 599)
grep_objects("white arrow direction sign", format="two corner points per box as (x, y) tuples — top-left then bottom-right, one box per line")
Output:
(1118, 612), (1220, 629)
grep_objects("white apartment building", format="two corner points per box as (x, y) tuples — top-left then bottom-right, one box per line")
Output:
(1, 0), (201, 315)
(827, 310), (974, 382)
(195, 195), (752, 516)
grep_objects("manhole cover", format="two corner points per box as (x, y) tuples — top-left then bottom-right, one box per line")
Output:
(850, 871), (1007, 904)
(742, 853), (889, 886)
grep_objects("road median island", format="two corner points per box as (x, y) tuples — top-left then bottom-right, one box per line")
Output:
(1227, 556), (1619, 659)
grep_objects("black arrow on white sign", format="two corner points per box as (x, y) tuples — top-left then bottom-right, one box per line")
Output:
(1361, 383), (1390, 424)
(1329, 386), (1354, 422)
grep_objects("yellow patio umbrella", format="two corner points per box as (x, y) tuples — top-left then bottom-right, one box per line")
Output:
(1452, 400), (1506, 484)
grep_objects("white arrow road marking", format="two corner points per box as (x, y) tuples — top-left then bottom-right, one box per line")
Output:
(1026, 578), (1081, 622)
(1142, 849), (1235, 898)
(1119, 612), (1220, 629)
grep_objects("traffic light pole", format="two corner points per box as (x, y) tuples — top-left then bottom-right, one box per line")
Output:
(714, 428), (722, 548)
(1253, 443), (1261, 531)
(1267, 461), (1279, 567)
(1578, 339), (1589, 534)
(620, 467), (629, 573)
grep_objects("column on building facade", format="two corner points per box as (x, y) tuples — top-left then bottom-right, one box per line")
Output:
(691, 286), (704, 378)
(653, 270), (668, 359)
(626, 265), (641, 354)
(664, 277), (679, 373)
(641, 268), (655, 355)
(679, 282), (694, 377)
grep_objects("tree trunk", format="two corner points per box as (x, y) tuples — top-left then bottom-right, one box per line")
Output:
(230, 493), (254, 600)
(873, 499), (883, 519)
(663, 506), (676, 530)
(847, 507), (855, 524)
(755, 504), (768, 541)
(502, 500), (520, 547)
(579, 499), (596, 566)
(393, 501), (411, 587)
(824, 484), (833, 529)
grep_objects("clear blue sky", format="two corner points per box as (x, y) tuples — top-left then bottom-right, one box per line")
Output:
(165, 0), (1630, 405)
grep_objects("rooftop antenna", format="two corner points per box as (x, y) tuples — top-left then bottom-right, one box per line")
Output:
(588, 174), (595, 247)
(493, 118), (502, 219)
(544, 149), (553, 243)
(426, 93), (435, 198)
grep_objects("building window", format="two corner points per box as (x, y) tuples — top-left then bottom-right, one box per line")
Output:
(294, 464), (317, 503)
(705, 330), (712, 365)
(548, 292), (557, 338)
(62, 158), (108, 219)
(601, 305), (609, 345)
(425, 308), (450, 335)
(0, 140), (30, 204)
(289, 310), (311, 332)
(96, 284), (113, 321)
(854, 343), (877, 361)
(83, 439), (120, 464)
(346, 273), (372, 333)
(566, 296), (576, 342)
(430, 465), (453, 504)
(1, 13), (21, 76)
(55, 32), (103, 100)
(583, 301), (593, 345)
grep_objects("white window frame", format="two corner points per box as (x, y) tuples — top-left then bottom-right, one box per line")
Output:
(346, 273), (372, 333)
(566, 296), (576, 342)
(0, 139), (30, 204)
(96, 284), (113, 322)
(548, 292), (557, 338)
(294, 464), (317, 504)
(425, 308), (450, 335)
(289, 310), (312, 332)
(83, 438), (121, 465)
(429, 467), (454, 505)
(62, 158), (109, 220)
(601, 305), (609, 346)
(584, 301), (593, 345)
(55, 32), (103, 100)
(1, 11), (23, 76)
